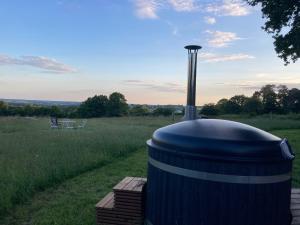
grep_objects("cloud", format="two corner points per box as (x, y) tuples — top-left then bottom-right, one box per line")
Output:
(165, 21), (179, 36)
(206, 0), (250, 16)
(132, 0), (161, 19)
(254, 73), (300, 84)
(199, 52), (255, 62)
(0, 54), (77, 73)
(123, 79), (143, 83)
(206, 30), (241, 47)
(132, 0), (198, 19)
(122, 79), (185, 93)
(204, 16), (216, 25)
(215, 74), (300, 90)
(167, 0), (197, 12)
(214, 82), (262, 90)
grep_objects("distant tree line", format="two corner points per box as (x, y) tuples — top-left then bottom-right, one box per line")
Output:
(1, 84), (298, 118)
(0, 91), (178, 118)
(201, 85), (300, 116)
(0, 92), (129, 118)
(0, 101), (78, 118)
(128, 105), (175, 117)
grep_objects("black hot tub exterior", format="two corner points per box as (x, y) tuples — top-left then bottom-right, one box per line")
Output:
(145, 119), (294, 225)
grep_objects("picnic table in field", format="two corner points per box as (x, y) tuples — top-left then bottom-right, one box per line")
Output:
(59, 119), (76, 129)
(50, 117), (87, 129)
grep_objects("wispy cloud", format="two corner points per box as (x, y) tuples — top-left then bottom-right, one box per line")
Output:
(167, 0), (197, 12)
(0, 54), (77, 73)
(165, 21), (179, 36)
(132, 0), (198, 19)
(206, 0), (250, 16)
(123, 79), (143, 83)
(206, 30), (242, 47)
(122, 79), (185, 93)
(215, 74), (300, 90)
(199, 52), (255, 62)
(132, 0), (161, 19)
(214, 82), (262, 90)
(254, 73), (300, 84)
(204, 16), (216, 25)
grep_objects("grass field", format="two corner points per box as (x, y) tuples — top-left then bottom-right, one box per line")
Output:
(0, 116), (172, 215)
(0, 115), (299, 225)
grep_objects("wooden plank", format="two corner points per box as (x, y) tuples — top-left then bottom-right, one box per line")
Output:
(96, 210), (142, 218)
(95, 192), (114, 209)
(114, 195), (143, 201)
(292, 204), (300, 210)
(132, 178), (147, 192)
(292, 189), (300, 194)
(114, 177), (146, 193)
(292, 198), (300, 204)
(113, 177), (134, 191)
(292, 216), (300, 225)
(292, 194), (300, 199)
(292, 210), (300, 217)
(96, 212), (142, 219)
(293, 189), (300, 225)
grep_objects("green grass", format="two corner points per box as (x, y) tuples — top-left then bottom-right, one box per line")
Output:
(271, 129), (300, 187)
(218, 114), (300, 131)
(0, 116), (173, 215)
(0, 149), (148, 225)
(0, 115), (299, 225)
(1, 128), (299, 225)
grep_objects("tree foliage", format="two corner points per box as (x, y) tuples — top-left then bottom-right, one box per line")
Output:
(230, 95), (248, 108)
(246, 0), (300, 64)
(217, 98), (242, 114)
(200, 84), (300, 116)
(152, 107), (173, 116)
(108, 92), (128, 116)
(244, 97), (263, 114)
(277, 85), (289, 113)
(201, 103), (219, 116)
(288, 88), (300, 113)
(259, 84), (278, 113)
(78, 95), (108, 118)
(77, 92), (128, 117)
(129, 105), (149, 116)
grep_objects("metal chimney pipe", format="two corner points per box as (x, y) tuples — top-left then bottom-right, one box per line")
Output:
(183, 45), (202, 120)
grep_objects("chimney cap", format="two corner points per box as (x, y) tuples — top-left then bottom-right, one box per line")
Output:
(184, 45), (202, 50)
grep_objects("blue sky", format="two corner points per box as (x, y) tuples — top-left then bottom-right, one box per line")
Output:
(0, 0), (299, 105)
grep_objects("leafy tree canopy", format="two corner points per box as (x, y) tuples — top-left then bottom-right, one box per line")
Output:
(78, 95), (109, 118)
(152, 107), (173, 116)
(246, 0), (300, 64)
(259, 84), (278, 113)
(201, 103), (219, 116)
(108, 92), (128, 117)
(129, 105), (149, 116)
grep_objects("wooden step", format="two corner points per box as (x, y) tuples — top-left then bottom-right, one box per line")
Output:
(293, 188), (300, 225)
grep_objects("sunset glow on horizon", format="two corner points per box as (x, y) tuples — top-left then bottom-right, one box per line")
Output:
(0, 0), (299, 105)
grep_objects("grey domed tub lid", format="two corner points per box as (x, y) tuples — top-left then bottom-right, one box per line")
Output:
(148, 119), (294, 162)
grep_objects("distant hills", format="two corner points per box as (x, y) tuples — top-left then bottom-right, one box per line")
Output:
(0, 98), (185, 109)
(0, 98), (81, 106)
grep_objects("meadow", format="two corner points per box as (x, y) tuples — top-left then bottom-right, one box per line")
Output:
(0, 117), (171, 215)
(0, 115), (299, 225)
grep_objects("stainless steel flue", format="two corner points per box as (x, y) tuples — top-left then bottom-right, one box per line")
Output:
(183, 45), (201, 120)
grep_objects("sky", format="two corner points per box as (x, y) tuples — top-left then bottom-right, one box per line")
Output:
(0, 0), (299, 105)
